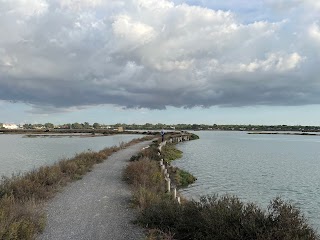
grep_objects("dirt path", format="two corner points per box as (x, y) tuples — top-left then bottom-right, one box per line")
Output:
(38, 141), (152, 240)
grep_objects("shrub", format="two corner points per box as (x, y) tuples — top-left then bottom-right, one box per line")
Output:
(0, 195), (45, 240)
(189, 133), (200, 140)
(138, 195), (319, 240)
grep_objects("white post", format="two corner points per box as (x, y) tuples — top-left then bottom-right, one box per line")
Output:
(173, 188), (177, 199)
(161, 165), (165, 171)
(167, 178), (171, 192)
(166, 173), (169, 178)
(164, 168), (167, 175)
(177, 196), (181, 204)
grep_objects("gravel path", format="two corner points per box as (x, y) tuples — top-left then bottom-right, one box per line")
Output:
(38, 141), (153, 240)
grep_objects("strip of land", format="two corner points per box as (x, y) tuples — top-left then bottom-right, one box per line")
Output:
(37, 140), (153, 240)
(248, 132), (320, 136)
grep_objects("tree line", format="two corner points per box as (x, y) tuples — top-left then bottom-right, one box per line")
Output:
(2, 122), (319, 132)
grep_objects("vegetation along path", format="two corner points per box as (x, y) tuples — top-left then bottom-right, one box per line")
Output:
(38, 140), (153, 240)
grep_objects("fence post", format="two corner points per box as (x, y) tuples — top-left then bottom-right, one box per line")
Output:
(173, 188), (177, 199)
(166, 178), (171, 193)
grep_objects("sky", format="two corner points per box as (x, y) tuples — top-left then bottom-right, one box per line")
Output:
(1, 0), (320, 125)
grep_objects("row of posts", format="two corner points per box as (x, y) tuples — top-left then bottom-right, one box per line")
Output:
(159, 158), (181, 204)
(157, 135), (191, 204)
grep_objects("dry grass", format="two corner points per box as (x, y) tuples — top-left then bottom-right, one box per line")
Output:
(124, 157), (165, 210)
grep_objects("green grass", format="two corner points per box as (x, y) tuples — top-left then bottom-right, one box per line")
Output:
(0, 135), (153, 240)
(161, 143), (183, 162)
(174, 168), (197, 187)
(160, 142), (197, 187)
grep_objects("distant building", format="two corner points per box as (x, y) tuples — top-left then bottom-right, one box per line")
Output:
(3, 123), (18, 129)
(118, 127), (124, 132)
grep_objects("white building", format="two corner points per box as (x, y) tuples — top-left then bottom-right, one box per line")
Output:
(3, 123), (19, 129)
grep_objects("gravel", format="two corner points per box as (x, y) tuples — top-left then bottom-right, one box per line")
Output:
(38, 141), (153, 240)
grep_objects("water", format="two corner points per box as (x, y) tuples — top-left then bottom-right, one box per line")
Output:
(174, 131), (320, 231)
(0, 134), (142, 177)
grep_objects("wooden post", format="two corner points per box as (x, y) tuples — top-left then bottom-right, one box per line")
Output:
(177, 196), (181, 204)
(173, 188), (177, 199)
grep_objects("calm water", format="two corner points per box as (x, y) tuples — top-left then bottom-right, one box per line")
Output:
(174, 131), (320, 231)
(0, 134), (142, 177)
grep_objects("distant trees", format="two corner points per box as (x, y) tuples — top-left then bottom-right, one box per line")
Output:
(16, 122), (320, 132)
(44, 123), (54, 129)
(23, 124), (33, 129)
(71, 122), (83, 129)
(83, 122), (90, 129)
(0, 123), (3, 129)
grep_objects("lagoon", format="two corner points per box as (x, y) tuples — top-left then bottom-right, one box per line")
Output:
(0, 134), (142, 177)
(174, 131), (320, 231)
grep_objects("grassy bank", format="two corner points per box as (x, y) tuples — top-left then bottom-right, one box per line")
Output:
(125, 134), (319, 240)
(160, 143), (197, 188)
(0, 136), (153, 240)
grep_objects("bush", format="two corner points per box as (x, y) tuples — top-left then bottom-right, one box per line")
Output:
(0, 195), (45, 240)
(138, 195), (319, 240)
(189, 133), (200, 140)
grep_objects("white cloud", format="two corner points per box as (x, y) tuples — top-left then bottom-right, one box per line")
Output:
(309, 22), (320, 42)
(0, 0), (48, 18)
(136, 0), (174, 11)
(239, 52), (304, 72)
(0, 0), (318, 110)
(59, 0), (103, 10)
(112, 15), (157, 49)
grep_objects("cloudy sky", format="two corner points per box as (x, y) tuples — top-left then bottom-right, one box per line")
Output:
(1, 0), (320, 125)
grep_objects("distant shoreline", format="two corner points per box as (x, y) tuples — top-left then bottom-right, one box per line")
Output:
(248, 132), (320, 136)
(0, 129), (162, 135)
